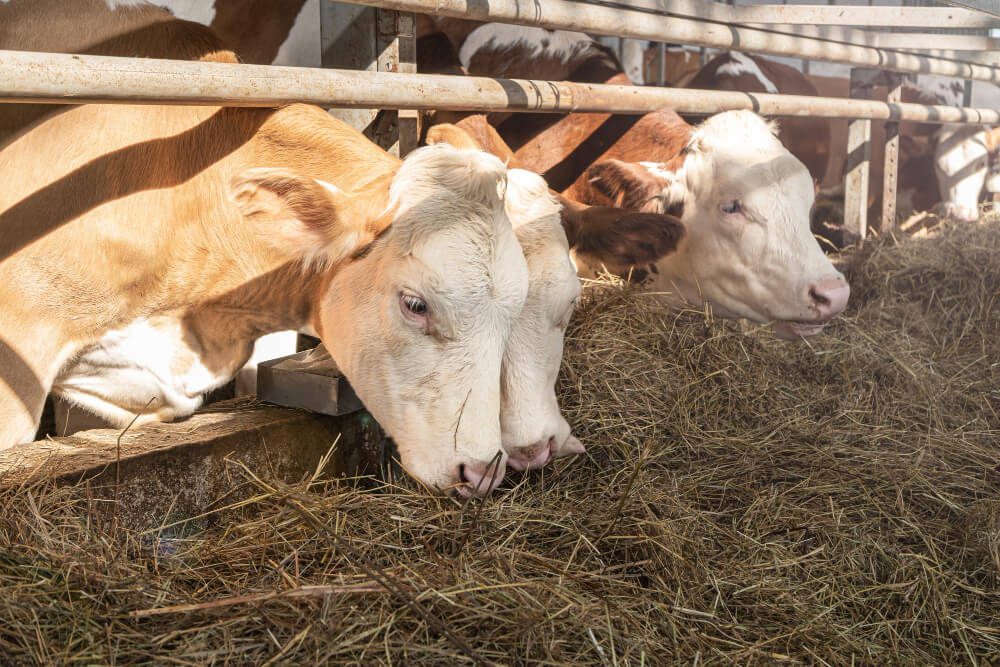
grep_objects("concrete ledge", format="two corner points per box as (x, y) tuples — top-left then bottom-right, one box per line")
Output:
(0, 398), (386, 530)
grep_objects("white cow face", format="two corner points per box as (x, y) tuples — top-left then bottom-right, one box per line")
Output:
(422, 123), (685, 472)
(934, 125), (988, 222)
(585, 110), (850, 339)
(232, 145), (529, 496)
(499, 170), (584, 470)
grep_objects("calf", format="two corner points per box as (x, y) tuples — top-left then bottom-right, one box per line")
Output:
(448, 23), (849, 338)
(0, 8), (534, 496)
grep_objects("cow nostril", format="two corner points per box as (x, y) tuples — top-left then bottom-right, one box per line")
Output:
(809, 286), (830, 307)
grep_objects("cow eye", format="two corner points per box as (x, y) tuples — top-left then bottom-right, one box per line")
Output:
(720, 200), (742, 215)
(400, 293), (428, 318)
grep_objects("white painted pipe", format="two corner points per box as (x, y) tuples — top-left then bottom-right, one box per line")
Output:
(330, 0), (1000, 83)
(0, 50), (998, 124)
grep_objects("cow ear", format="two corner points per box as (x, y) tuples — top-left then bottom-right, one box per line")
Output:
(425, 123), (481, 151)
(585, 159), (666, 211)
(231, 168), (387, 266)
(561, 202), (685, 268)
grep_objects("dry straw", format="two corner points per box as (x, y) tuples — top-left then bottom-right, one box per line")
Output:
(2, 215), (1000, 663)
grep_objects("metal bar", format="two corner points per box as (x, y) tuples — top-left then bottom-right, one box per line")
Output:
(321, 2), (379, 137)
(395, 12), (419, 157)
(325, 0), (1000, 83)
(656, 42), (666, 87)
(742, 28), (1000, 51)
(2, 50), (1000, 125)
(713, 3), (1000, 27)
(881, 74), (903, 234)
(937, 0), (1000, 20)
(845, 69), (872, 241)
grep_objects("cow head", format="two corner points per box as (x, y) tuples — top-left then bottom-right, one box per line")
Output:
(232, 144), (529, 496)
(425, 122), (684, 470)
(934, 124), (988, 223)
(585, 110), (849, 339)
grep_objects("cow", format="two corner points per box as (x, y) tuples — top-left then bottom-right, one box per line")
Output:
(0, 2), (541, 497)
(0, 0), (688, 477)
(811, 73), (988, 226)
(426, 115), (686, 469)
(433, 22), (850, 338)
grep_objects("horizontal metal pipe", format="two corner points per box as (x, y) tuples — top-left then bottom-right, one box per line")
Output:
(329, 0), (1000, 83)
(0, 50), (997, 125)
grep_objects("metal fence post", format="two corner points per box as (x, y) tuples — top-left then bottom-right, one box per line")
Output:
(881, 73), (903, 233)
(845, 68), (872, 241)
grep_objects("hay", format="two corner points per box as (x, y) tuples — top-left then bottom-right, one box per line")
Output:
(4, 216), (1000, 664)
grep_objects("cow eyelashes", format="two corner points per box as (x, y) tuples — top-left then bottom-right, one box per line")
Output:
(720, 200), (742, 215)
(402, 295), (427, 314)
(400, 293), (429, 325)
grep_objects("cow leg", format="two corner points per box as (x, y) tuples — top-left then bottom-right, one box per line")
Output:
(0, 324), (64, 448)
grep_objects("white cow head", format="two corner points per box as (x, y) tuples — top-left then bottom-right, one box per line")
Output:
(497, 169), (583, 470)
(585, 110), (850, 339)
(423, 122), (685, 471)
(232, 145), (529, 496)
(934, 124), (988, 222)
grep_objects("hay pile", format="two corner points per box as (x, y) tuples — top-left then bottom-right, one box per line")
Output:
(3, 217), (1000, 663)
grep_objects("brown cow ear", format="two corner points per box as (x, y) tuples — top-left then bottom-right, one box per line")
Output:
(561, 203), (685, 268)
(585, 159), (667, 211)
(231, 168), (384, 266)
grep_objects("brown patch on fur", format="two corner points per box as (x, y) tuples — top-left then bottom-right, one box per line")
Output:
(560, 200), (685, 268)
(583, 159), (684, 217)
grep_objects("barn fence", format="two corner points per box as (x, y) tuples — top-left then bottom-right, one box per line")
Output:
(3, 0), (1000, 238)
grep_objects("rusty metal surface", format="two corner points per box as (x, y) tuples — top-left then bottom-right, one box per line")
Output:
(1, 50), (999, 124)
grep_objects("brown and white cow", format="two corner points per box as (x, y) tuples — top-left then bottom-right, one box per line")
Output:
(0, 4), (540, 497)
(433, 22), (850, 338)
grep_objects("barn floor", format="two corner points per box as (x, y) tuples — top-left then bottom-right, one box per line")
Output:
(3, 212), (1000, 663)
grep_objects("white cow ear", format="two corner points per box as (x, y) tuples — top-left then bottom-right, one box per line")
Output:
(231, 168), (386, 266)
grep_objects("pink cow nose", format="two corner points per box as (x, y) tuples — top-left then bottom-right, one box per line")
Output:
(457, 459), (507, 497)
(508, 437), (555, 471)
(808, 278), (850, 319)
